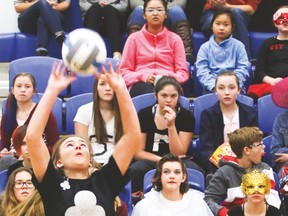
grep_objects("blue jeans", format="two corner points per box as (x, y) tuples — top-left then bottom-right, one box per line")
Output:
(128, 5), (187, 27)
(18, 0), (65, 49)
(84, 3), (126, 53)
(200, 8), (251, 59)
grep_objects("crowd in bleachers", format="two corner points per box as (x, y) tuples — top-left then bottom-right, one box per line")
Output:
(1, 0), (288, 215)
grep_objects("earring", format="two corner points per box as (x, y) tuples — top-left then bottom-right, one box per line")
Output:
(57, 163), (63, 168)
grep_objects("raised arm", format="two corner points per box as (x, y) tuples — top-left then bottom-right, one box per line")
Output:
(102, 64), (141, 175)
(26, 63), (76, 182)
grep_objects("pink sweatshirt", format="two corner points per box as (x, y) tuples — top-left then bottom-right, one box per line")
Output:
(120, 24), (189, 88)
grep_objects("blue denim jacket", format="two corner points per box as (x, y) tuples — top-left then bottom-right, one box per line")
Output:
(271, 111), (288, 167)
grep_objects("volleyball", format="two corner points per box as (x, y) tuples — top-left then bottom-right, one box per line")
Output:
(62, 28), (107, 75)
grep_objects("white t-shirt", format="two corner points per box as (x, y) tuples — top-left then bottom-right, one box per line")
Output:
(132, 189), (213, 216)
(74, 102), (116, 164)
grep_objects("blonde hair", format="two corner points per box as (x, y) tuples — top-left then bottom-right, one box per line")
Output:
(1, 167), (44, 216)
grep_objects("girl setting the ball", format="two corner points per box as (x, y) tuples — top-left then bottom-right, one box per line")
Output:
(25, 62), (141, 216)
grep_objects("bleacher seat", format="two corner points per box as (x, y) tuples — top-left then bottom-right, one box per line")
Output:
(2, 93), (63, 134)
(0, 33), (16, 62)
(192, 31), (207, 58)
(257, 94), (287, 135)
(65, 93), (93, 134)
(118, 181), (133, 216)
(9, 56), (67, 96)
(0, 169), (8, 194)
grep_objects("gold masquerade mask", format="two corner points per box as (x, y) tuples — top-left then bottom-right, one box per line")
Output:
(240, 170), (271, 195)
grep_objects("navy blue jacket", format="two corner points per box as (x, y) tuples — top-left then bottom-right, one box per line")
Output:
(199, 101), (257, 173)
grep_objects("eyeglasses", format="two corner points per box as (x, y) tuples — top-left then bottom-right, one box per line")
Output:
(145, 8), (165, 14)
(250, 141), (264, 148)
(14, 180), (34, 189)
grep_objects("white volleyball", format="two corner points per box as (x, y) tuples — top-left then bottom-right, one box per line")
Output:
(62, 28), (107, 75)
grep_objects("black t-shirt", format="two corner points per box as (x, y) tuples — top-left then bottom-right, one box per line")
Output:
(254, 36), (288, 83)
(33, 156), (128, 216)
(228, 204), (281, 216)
(138, 105), (195, 157)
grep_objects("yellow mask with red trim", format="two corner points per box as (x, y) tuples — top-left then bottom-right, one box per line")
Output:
(240, 170), (271, 195)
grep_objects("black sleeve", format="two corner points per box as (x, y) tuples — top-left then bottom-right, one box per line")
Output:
(254, 37), (274, 83)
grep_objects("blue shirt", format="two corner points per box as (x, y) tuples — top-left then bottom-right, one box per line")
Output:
(196, 34), (250, 92)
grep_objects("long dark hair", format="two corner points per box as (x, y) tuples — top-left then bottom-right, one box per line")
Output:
(1, 73), (36, 144)
(92, 78), (123, 144)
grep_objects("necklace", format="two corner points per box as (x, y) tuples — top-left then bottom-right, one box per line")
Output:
(60, 178), (71, 190)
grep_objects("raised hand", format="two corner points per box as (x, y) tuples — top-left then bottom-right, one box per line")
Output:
(47, 62), (76, 94)
(99, 63), (126, 93)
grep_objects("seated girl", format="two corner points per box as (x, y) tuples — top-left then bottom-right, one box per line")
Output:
(1, 167), (44, 216)
(130, 76), (203, 193)
(133, 153), (213, 215)
(120, 0), (189, 98)
(196, 8), (249, 94)
(199, 71), (257, 173)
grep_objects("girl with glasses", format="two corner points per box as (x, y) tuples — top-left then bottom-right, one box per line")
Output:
(0, 167), (44, 216)
(120, 0), (189, 98)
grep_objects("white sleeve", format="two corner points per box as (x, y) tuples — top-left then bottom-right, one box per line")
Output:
(73, 103), (93, 126)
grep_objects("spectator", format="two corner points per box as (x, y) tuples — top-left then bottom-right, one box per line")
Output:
(228, 169), (281, 216)
(253, 6), (288, 85)
(204, 127), (281, 216)
(127, 0), (195, 64)
(196, 8), (250, 94)
(79, 0), (128, 60)
(0, 73), (58, 152)
(120, 0), (189, 98)
(74, 77), (122, 165)
(270, 78), (288, 198)
(132, 153), (213, 215)
(130, 76), (203, 193)
(200, 0), (262, 59)
(199, 71), (257, 173)
(73, 75), (128, 215)
(0, 167), (44, 216)
(7, 125), (31, 177)
(25, 62), (141, 215)
(14, 0), (68, 56)
(0, 73), (58, 170)
(248, 0), (285, 32)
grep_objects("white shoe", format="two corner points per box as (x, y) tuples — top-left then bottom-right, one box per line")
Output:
(113, 52), (122, 62)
